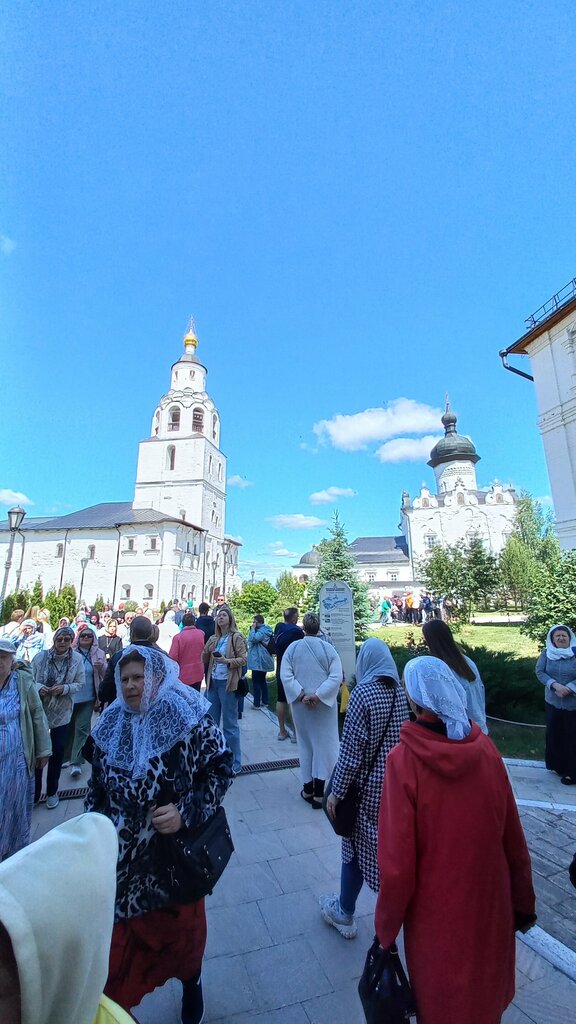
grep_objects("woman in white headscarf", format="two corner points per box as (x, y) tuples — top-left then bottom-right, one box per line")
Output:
(375, 656), (536, 1024)
(536, 624), (576, 784)
(319, 638), (409, 939)
(14, 619), (46, 663)
(85, 645), (233, 1024)
(157, 608), (180, 652)
(0, 813), (133, 1024)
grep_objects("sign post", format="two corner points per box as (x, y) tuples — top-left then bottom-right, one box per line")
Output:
(319, 580), (356, 684)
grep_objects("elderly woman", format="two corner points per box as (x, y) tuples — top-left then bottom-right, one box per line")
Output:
(319, 638), (409, 938)
(280, 611), (343, 808)
(422, 617), (488, 733)
(376, 656), (536, 1024)
(31, 626), (85, 808)
(157, 609), (180, 652)
(0, 639), (51, 861)
(64, 626), (107, 779)
(37, 608), (54, 647)
(14, 619), (46, 663)
(85, 645), (233, 1024)
(536, 623), (576, 785)
(202, 608), (247, 773)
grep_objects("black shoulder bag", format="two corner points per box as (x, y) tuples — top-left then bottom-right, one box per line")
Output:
(156, 744), (234, 903)
(323, 685), (397, 838)
(358, 939), (416, 1023)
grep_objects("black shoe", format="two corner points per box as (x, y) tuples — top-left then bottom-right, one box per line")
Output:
(561, 776), (576, 785)
(182, 975), (204, 1024)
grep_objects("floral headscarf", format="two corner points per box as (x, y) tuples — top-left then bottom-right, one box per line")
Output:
(404, 656), (471, 740)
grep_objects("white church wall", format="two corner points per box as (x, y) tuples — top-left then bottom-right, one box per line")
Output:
(524, 318), (576, 548)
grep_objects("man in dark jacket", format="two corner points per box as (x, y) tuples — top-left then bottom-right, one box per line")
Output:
(274, 607), (304, 742)
(195, 602), (215, 641)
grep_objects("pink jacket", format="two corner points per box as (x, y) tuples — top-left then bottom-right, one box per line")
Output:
(169, 627), (205, 686)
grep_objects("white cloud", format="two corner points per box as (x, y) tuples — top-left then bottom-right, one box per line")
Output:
(272, 548), (299, 557)
(376, 435), (442, 463)
(267, 514), (328, 530)
(313, 399), (443, 452)
(0, 489), (33, 506)
(536, 494), (554, 509)
(309, 486), (356, 505)
(268, 541), (284, 549)
(228, 475), (253, 488)
(0, 235), (16, 256)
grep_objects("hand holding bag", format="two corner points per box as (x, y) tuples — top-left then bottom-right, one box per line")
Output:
(156, 744), (234, 904)
(323, 685), (397, 838)
(358, 939), (416, 1023)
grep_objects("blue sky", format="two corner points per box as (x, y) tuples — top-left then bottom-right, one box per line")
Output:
(1, 1), (574, 580)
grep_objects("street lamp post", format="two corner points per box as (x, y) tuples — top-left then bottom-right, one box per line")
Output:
(211, 560), (218, 601)
(0, 506), (26, 618)
(222, 539), (232, 597)
(79, 557), (89, 608)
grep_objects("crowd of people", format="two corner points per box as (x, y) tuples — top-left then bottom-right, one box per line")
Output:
(375, 591), (455, 625)
(7, 594), (576, 1023)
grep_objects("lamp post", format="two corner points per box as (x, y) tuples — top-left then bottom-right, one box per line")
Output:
(211, 559), (218, 601)
(222, 539), (232, 597)
(0, 506), (26, 618)
(79, 557), (89, 608)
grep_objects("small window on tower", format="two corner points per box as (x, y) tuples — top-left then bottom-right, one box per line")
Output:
(193, 408), (204, 432)
(127, 538), (135, 552)
(212, 414), (217, 441)
(168, 407), (181, 432)
(167, 446), (176, 471)
(456, 492), (465, 506)
(149, 537), (158, 551)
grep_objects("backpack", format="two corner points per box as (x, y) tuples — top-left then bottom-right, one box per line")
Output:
(264, 633), (276, 656)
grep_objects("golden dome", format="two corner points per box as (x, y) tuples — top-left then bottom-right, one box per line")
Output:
(183, 317), (198, 351)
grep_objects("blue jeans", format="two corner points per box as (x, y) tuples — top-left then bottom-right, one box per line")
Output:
(340, 855), (364, 916)
(207, 676), (241, 771)
(251, 670), (269, 707)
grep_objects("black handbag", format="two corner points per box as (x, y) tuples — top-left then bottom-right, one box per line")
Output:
(358, 939), (416, 1023)
(156, 745), (234, 903)
(323, 685), (397, 838)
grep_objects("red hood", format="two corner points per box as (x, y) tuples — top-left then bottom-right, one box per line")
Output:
(398, 720), (488, 779)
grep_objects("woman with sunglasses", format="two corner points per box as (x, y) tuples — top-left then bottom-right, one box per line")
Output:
(64, 628), (107, 779)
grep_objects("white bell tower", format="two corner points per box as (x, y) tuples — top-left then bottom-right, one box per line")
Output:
(133, 322), (226, 542)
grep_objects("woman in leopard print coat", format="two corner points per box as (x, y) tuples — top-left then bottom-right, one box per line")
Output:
(85, 645), (233, 1023)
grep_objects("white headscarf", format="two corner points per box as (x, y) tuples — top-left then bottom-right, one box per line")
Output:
(92, 645), (211, 778)
(356, 637), (399, 685)
(0, 814), (118, 1024)
(404, 655), (471, 740)
(545, 624), (576, 661)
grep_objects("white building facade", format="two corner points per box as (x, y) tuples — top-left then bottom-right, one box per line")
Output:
(294, 408), (518, 598)
(0, 326), (240, 608)
(501, 280), (576, 550)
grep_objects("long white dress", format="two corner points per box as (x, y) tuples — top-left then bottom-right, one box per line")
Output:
(281, 636), (342, 783)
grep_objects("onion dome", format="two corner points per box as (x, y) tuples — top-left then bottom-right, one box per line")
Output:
(297, 548), (320, 567)
(428, 405), (480, 468)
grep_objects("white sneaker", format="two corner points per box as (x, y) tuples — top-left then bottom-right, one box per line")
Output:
(70, 766), (82, 779)
(46, 794), (60, 810)
(319, 893), (357, 939)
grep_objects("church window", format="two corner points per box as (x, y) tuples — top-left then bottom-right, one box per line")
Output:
(193, 408), (204, 433)
(168, 407), (181, 432)
(121, 584), (131, 599)
(456, 492), (465, 506)
(127, 538), (135, 552)
(389, 573), (398, 581)
(181, 584), (186, 599)
(367, 573), (375, 582)
(421, 498), (429, 508)
(153, 412), (160, 436)
(217, 462), (223, 481)
(180, 509), (186, 521)
(88, 545), (96, 560)
(208, 455), (213, 474)
(189, 370), (194, 381)
(424, 533), (438, 551)
(166, 446), (176, 471)
(212, 415), (218, 441)
(496, 493), (503, 504)
(149, 537), (158, 551)
(56, 543), (64, 558)
(144, 584), (154, 599)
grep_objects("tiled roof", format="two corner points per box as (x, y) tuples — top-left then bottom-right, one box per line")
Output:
(0, 502), (204, 532)
(348, 536), (410, 564)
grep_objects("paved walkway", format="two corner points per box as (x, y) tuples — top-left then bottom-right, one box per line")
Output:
(31, 705), (576, 1023)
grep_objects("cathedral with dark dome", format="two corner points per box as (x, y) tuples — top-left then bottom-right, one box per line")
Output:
(293, 406), (517, 596)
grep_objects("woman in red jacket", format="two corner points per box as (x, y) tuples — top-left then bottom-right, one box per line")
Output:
(375, 656), (536, 1024)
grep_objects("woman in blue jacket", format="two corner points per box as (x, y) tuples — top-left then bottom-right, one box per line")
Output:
(247, 615), (274, 708)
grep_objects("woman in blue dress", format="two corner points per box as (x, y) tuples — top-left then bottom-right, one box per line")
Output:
(0, 638), (51, 861)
